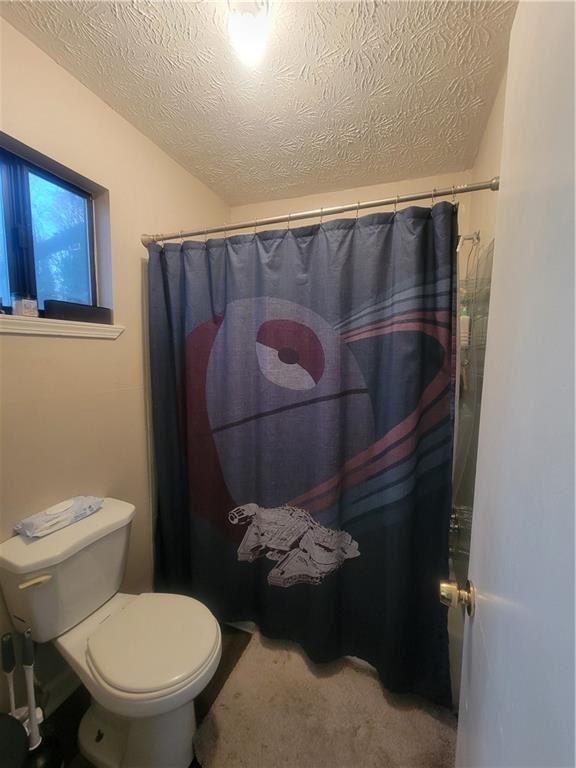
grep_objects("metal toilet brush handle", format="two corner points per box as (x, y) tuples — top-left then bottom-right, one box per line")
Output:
(22, 629), (42, 751)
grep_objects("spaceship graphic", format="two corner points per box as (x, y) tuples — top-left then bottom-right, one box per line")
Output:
(228, 503), (360, 587)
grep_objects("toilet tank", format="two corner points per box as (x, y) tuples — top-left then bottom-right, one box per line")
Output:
(0, 498), (135, 642)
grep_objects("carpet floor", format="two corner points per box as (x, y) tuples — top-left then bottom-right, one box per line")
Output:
(195, 632), (457, 768)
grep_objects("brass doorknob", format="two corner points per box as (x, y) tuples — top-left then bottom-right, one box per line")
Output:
(439, 579), (476, 617)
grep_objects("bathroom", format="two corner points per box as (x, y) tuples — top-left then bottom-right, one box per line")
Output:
(0, 1), (573, 767)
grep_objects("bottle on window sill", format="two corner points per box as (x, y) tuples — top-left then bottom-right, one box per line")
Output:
(11, 293), (39, 317)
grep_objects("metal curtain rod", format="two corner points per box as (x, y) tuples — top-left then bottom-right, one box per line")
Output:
(141, 176), (499, 246)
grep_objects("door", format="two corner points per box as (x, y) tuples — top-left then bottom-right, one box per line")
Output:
(455, 4), (574, 768)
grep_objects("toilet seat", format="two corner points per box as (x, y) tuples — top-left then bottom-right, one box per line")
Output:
(86, 593), (220, 695)
(55, 593), (222, 718)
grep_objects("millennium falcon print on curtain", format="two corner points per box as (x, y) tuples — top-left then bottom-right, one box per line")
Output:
(148, 203), (458, 706)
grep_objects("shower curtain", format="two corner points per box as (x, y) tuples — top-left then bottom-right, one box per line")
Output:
(147, 203), (458, 706)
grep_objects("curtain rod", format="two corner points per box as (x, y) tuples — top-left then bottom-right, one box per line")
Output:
(141, 176), (499, 246)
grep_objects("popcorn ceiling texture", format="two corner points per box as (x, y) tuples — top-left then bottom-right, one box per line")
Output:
(0, 1), (515, 204)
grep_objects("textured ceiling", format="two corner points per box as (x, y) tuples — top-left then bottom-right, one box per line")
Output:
(0, 1), (516, 204)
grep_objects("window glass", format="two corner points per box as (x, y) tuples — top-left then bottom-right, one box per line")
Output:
(0, 173), (10, 307)
(28, 171), (92, 309)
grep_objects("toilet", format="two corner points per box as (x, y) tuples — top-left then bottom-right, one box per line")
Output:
(0, 498), (222, 768)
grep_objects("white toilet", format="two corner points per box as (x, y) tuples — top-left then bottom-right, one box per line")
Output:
(0, 498), (222, 768)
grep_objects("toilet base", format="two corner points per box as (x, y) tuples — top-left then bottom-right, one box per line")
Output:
(78, 698), (197, 768)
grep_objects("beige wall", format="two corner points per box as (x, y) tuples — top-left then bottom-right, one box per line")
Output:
(466, 75), (507, 245)
(232, 170), (472, 241)
(0, 19), (229, 711)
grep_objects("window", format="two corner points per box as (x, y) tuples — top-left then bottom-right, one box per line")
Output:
(0, 147), (96, 311)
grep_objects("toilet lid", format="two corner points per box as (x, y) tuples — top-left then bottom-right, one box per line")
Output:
(86, 593), (220, 694)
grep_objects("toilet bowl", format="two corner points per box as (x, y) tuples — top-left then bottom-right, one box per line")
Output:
(57, 592), (221, 767)
(0, 498), (222, 768)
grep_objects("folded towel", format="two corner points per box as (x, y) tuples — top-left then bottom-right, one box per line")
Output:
(14, 496), (104, 539)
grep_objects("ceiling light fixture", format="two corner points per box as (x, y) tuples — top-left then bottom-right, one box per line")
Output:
(228, 1), (270, 68)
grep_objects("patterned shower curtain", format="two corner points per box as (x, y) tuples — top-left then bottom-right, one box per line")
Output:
(147, 203), (458, 706)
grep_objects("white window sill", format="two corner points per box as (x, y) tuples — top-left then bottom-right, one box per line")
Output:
(0, 314), (124, 339)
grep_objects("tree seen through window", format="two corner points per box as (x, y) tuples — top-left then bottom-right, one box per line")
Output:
(29, 172), (92, 308)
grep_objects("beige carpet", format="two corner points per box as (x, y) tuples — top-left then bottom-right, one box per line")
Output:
(195, 632), (456, 768)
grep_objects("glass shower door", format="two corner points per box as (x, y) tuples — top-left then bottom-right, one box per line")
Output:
(449, 238), (494, 706)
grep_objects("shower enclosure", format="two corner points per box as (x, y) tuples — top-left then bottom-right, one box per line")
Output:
(449, 237), (495, 705)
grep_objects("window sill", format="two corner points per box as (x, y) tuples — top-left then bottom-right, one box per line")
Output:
(0, 314), (124, 339)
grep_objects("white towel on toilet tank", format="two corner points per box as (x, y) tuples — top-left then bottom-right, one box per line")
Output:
(14, 496), (104, 539)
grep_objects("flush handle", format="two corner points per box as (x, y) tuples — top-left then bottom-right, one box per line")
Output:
(18, 575), (52, 591)
(439, 579), (475, 617)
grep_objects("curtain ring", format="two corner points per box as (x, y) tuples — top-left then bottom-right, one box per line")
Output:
(254, 218), (259, 237)
(287, 212), (291, 230)
(203, 227), (207, 243)
(394, 194), (399, 214)
(355, 202), (360, 221)
(179, 230), (184, 245)
(431, 188), (437, 206)
(452, 185), (457, 204)
(320, 207), (324, 225)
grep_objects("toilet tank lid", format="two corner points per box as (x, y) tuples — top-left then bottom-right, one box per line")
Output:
(0, 498), (135, 574)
